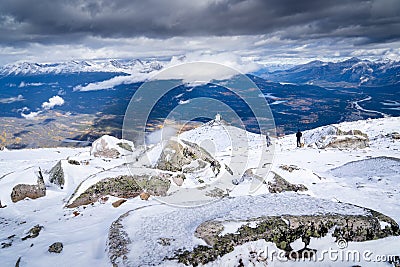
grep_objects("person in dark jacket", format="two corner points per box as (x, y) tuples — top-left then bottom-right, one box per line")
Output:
(296, 129), (302, 147)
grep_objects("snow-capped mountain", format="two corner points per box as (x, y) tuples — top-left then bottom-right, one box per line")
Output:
(0, 59), (165, 76)
(260, 57), (400, 86)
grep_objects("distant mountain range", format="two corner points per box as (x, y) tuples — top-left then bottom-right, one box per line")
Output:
(1, 57), (399, 87)
(0, 59), (163, 76)
(260, 57), (400, 87)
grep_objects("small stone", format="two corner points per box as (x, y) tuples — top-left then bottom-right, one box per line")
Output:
(67, 159), (80, 165)
(112, 199), (127, 208)
(21, 225), (43, 241)
(140, 192), (150, 200)
(48, 242), (63, 253)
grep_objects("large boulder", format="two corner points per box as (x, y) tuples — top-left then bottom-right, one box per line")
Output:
(156, 138), (221, 176)
(11, 171), (46, 203)
(304, 125), (369, 149)
(90, 135), (134, 159)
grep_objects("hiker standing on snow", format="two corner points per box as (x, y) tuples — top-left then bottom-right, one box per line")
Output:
(265, 132), (272, 147)
(296, 129), (302, 147)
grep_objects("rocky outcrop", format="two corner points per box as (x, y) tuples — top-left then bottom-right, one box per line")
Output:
(267, 173), (307, 193)
(156, 139), (221, 176)
(49, 161), (65, 188)
(48, 242), (63, 253)
(11, 171), (46, 203)
(67, 174), (170, 208)
(176, 212), (399, 266)
(91, 135), (134, 159)
(304, 125), (369, 149)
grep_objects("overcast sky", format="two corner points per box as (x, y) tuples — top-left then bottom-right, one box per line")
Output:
(0, 0), (399, 65)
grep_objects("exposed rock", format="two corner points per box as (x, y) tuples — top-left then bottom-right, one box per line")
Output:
(268, 173), (307, 193)
(67, 174), (170, 208)
(156, 139), (221, 176)
(324, 135), (369, 149)
(108, 212), (131, 267)
(22, 224), (43, 241)
(11, 170), (46, 203)
(194, 221), (224, 246)
(140, 192), (150, 200)
(67, 159), (80, 165)
(117, 142), (133, 152)
(225, 164), (234, 175)
(15, 257), (21, 267)
(112, 199), (127, 208)
(205, 188), (226, 198)
(0, 200), (7, 208)
(156, 140), (191, 172)
(391, 132), (400, 140)
(91, 135), (134, 159)
(172, 174), (185, 186)
(49, 161), (65, 188)
(279, 164), (300, 172)
(157, 237), (175, 246)
(177, 212), (399, 266)
(233, 169), (262, 185)
(304, 125), (369, 149)
(48, 242), (63, 253)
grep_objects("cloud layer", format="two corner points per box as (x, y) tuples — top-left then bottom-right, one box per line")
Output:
(1, 0), (399, 44)
(0, 0), (399, 64)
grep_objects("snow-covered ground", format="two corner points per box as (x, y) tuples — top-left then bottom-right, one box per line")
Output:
(0, 117), (399, 266)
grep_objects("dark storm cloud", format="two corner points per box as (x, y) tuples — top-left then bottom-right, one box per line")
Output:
(0, 0), (399, 46)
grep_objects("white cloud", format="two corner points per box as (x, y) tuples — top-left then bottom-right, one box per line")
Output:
(21, 110), (42, 120)
(18, 81), (44, 88)
(73, 73), (150, 91)
(20, 95), (65, 119)
(41, 95), (65, 110)
(0, 94), (24, 104)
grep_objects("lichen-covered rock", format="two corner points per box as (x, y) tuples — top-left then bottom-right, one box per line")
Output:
(194, 221), (224, 246)
(49, 161), (65, 188)
(48, 242), (63, 253)
(67, 175), (170, 208)
(177, 212), (399, 266)
(11, 171), (46, 203)
(91, 135), (134, 158)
